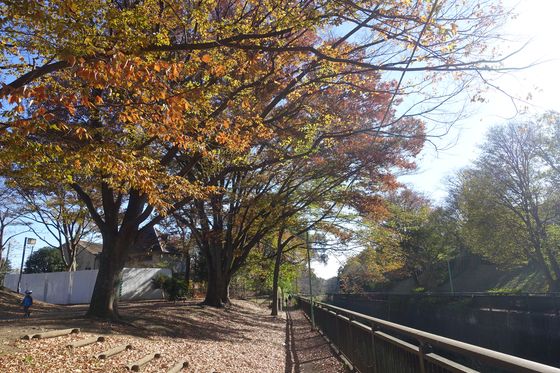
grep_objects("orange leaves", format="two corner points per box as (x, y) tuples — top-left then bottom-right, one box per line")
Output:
(201, 54), (212, 64)
(215, 131), (228, 145)
(8, 92), (21, 105)
(65, 103), (76, 116)
(94, 95), (104, 105)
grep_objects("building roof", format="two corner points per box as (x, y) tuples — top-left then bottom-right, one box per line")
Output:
(130, 227), (181, 255)
(76, 241), (103, 255)
(67, 227), (182, 257)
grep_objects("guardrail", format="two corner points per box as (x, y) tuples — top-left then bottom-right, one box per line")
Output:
(297, 297), (560, 373)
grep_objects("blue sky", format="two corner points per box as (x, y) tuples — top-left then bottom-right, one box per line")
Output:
(314, 0), (560, 278)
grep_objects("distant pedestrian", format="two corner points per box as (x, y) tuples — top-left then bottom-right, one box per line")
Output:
(22, 290), (33, 318)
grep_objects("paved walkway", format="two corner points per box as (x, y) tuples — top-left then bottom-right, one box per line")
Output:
(285, 308), (347, 373)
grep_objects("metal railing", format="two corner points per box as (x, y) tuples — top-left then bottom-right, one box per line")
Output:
(298, 297), (560, 373)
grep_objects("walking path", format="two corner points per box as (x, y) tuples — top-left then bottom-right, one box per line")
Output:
(285, 308), (347, 373)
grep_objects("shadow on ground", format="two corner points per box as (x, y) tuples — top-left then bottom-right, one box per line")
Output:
(285, 307), (347, 373)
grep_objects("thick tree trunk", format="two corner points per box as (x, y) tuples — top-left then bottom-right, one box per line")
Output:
(204, 269), (230, 307)
(86, 237), (130, 320)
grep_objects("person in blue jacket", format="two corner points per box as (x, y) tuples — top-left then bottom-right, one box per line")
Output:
(22, 290), (33, 318)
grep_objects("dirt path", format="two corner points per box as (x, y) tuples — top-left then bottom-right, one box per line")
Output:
(286, 309), (347, 373)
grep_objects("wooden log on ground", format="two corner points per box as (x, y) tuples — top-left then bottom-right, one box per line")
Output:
(96, 344), (133, 359)
(22, 328), (80, 340)
(66, 336), (105, 348)
(166, 360), (189, 373)
(126, 353), (161, 371)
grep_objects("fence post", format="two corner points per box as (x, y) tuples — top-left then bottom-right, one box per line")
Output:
(418, 342), (431, 373)
(336, 312), (342, 357)
(370, 323), (378, 373)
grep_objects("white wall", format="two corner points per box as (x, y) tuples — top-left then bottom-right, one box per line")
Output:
(4, 268), (171, 304)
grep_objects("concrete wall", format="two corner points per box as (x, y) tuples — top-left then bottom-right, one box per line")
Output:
(4, 268), (170, 304)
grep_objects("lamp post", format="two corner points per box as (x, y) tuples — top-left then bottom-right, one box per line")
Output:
(306, 231), (315, 329)
(17, 237), (36, 293)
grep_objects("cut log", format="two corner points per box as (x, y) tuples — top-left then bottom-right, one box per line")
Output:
(22, 328), (80, 340)
(166, 360), (189, 373)
(96, 344), (133, 359)
(126, 353), (161, 371)
(66, 336), (105, 348)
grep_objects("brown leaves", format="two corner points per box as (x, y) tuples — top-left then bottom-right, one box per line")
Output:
(0, 300), (286, 373)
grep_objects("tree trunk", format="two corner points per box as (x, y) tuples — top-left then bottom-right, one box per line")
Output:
(86, 237), (130, 320)
(184, 253), (191, 293)
(271, 247), (283, 316)
(204, 269), (230, 307)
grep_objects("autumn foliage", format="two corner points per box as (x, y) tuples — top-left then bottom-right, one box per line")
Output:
(0, 0), (511, 317)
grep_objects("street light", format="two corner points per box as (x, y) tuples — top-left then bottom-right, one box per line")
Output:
(17, 237), (36, 293)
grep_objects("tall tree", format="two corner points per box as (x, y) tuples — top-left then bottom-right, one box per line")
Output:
(0, 0), (515, 319)
(17, 186), (95, 271)
(0, 186), (26, 274)
(457, 120), (560, 290)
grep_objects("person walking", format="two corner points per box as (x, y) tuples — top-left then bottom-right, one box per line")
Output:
(22, 290), (33, 318)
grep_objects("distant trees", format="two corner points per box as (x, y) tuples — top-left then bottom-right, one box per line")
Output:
(340, 113), (560, 294)
(338, 190), (461, 292)
(457, 115), (560, 290)
(17, 186), (96, 271)
(0, 187), (26, 275)
(24, 247), (66, 274)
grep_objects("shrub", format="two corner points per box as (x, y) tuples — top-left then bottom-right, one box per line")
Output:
(152, 274), (188, 301)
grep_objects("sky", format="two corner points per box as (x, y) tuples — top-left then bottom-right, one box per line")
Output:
(4, 0), (560, 280)
(312, 0), (560, 279)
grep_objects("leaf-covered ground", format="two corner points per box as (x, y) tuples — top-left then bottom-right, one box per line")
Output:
(0, 290), (286, 372)
(286, 309), (347, 373)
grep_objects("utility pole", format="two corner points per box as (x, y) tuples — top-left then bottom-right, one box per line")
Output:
(17, 237), (36, 293)
(306, 231), (315, 329)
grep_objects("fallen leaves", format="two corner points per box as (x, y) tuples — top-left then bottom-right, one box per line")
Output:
(0, 300), (286, 373)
